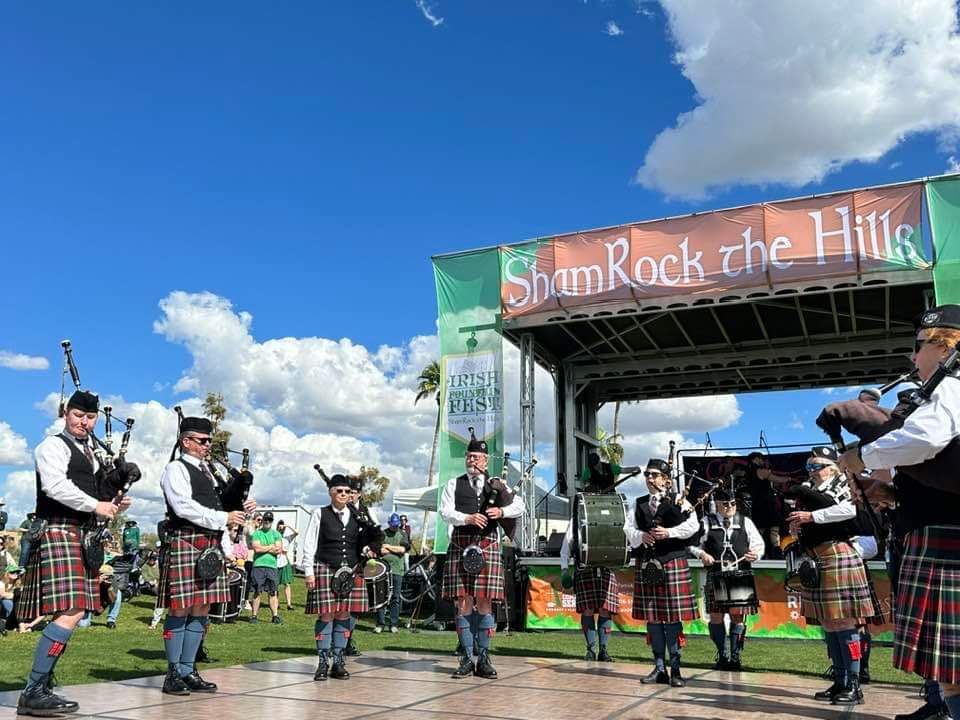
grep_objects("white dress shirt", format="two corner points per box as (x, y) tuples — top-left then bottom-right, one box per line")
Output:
(34, 432), (101, 513)
(861, 376), (960, 470)
(439, 473), (525, 527)
(688, 513), (765, 561)
(159, 454), (228, 532)
(623, 493), (700, 549)
(851, 535), (879, 560)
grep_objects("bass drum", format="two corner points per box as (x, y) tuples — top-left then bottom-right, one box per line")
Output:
(572, 492), (629, 569)
(364, 559), (393, 610)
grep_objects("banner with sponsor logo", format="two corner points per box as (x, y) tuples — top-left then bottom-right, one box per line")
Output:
(433, 250), (505, 553)
(501, 183), (927, 318)
(525, 563), (894, 640)
(927, 176), (960, 303)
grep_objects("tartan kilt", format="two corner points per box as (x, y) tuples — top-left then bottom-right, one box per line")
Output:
(632, 557), (698, 623)
(893, 525), (960, 683)
(862, 565), (886, 626)
(703, 570), (760, 616)
(304, 561), (368, 615)
(157, 528), (230, 610)
(443, 533), (504, 601)
(19, 519), (101, 618)
(574, 567), (620, 614)
(800, 541), (874, 623)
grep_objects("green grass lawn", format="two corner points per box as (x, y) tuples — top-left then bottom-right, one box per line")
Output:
(0, 578), (920, 691)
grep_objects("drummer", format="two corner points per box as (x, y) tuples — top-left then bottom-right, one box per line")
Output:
(624, 458), (700, 688)
(687, 486), (764, 670)
(559, 452), (631, 662)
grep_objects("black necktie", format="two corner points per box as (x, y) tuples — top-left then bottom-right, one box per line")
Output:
(201, 463), (216, 484)
(79, 441), (95, 468)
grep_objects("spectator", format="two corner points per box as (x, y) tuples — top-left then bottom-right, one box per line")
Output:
(375, 513), (410, 634)
(140, 553), (160, 596)
(399, 515), (412, 542)
(249, 511), (283, 624)
(18, 513), (37, 570)
(243, 516), (259, 611)
(1, 564), (17, 635)
(0, 536), (17, 570)
(275, 520), (298, 611)
(78, 565), (118, 629)
(122, 520), (141, 559)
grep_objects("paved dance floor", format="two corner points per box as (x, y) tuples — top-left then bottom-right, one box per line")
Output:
(0, 650), (924, 719)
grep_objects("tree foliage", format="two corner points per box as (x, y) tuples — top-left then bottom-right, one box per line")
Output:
(597, 427), (625, 466)
(415, 360), (442, 487)
(202, 391), (233, 465)
(356, 465), (390, 507)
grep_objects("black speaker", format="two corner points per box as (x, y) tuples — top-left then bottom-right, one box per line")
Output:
(543, 531), (564, 556)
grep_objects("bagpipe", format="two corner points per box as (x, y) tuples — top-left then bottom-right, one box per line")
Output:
(58, 340), (140, 572)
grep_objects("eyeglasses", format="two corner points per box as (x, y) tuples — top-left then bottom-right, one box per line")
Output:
(331, 488), (351, 495)
(717, 500), (737, 505)
(914, 337), (938, 353)
(805, 462), (831, 472)
(643, 471), (662, 478)
(186, 436), (212, 446)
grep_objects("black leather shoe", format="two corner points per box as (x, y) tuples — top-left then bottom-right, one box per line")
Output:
(728, 656), (742, 671)
(344, 639), (361, 657)
(713, 655), (730, 671)
(181, 671), (217, 693)
(859, 669), (871, 685)
(474, 650), (498, 679)
(162, 665), (191, 696)
(895, 703), (952, 720)
(314, 652), (329, 681)
(195, 644), (211, 663)
(584, 648), (597, 661)
(330, 659), (350, 680)
(597, 648), (614, 663)
(106, 621), (116, 630)
(814, 682), (844, 702)
(641, 668), (669, 685)
(832, 680), (864, 705)
(17, 682), (79, 717)
(451, 654), (474, 678)
(670, 670), (685, 688)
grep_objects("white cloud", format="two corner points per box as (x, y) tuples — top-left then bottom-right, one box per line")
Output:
(605, 21), (625, 36)
(636, 1), (656, 18)
(636, 0), (960, 198)
(0, 351), (49, 371)
(788, 413), (804, 431)
(415, 0), (444, 27)
(948, 156), (960, 173)
(0, 421), (31, 466)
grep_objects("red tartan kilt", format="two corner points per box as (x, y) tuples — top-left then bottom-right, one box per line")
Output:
(304, 562), (368, 615)
(157, 528), (230, 610)
(443, 532), (504, 601)
(574, 567), (620, 614)
(632, 557), (698, 623)
(19, 519), (100, 618)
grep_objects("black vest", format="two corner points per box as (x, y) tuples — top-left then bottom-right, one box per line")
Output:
(314, 506), (362, 568)
(634, 493), (690, 562)
(703, 513), (751, 570)
(165, 458), (224, 531)
(453, 473), (499, 539)
(35, 434), (101, 522)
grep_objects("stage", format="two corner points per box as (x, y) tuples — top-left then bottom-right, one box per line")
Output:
(0, 650), (921, 719)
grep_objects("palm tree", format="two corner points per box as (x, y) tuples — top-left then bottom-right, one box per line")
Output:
(415, 360), (441, 553)
(597, 427), (625, 466)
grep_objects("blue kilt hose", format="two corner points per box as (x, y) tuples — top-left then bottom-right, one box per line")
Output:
(633, 558), (698, 623)
(574, 567), (620, 614)
(156, 528), (230, 610)
(443, 530), (504, 601)
(894, 525), (960, 684)
(304, 561), (369, 615)
(19, 518), (101, 618)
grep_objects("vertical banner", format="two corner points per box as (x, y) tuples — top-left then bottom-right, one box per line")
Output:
(433, 249), (505, 553)
(927, 176), (960, 304)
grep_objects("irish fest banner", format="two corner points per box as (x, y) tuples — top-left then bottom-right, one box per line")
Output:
(433, 250), (505, 553)
(525, 563), (894, 641)
(501, 183), (928, 318)
(927, 176), (960, 304)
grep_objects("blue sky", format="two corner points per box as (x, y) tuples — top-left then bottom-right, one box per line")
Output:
(2, 1), (958, 524)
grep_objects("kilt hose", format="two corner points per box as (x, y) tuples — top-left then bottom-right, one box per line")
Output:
(800, 541), (874, 623)
(19, 518), (101, 618)
(157, 528), (230, 610)
(894, 525), (960, 684)
(574, 567), (620, 614)
(443, 532), (505, 602)
(632, 558), (698, 623)
(304, 561), (369, 615)
(703, 570), (760, 616)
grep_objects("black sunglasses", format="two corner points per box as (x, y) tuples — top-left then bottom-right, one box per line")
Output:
(915, 337), (936, 353)
(186, 436), (212, 446)
(643, 471), (662, 478)
(331, 488), (351, 495)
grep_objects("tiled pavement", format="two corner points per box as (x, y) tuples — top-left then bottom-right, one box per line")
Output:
(0, 651), (922, 719)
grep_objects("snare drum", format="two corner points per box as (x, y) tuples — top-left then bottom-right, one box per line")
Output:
(707, 570), (758, 612)
(363, 560), (393, 610)
(572, 492), (629, 569)
(782, 537), (819, 592)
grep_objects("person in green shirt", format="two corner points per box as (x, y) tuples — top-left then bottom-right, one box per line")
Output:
(375, 514), (410, 633)
(122, 521), (141, 557)
(250, 511), (284, 624)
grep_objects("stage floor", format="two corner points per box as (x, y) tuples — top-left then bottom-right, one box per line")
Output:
(0, 650), (923, 719)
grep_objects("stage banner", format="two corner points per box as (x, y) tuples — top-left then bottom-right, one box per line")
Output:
(927, 176), (960, 304)
(525, 563), (893, 641)
(502, 183), (928, 319)
(433, 250), (505, 554)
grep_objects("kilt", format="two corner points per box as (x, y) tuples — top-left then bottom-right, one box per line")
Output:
(304, 561), (368, 615)
(157, 528), (230, 610)
(862, 565), (886, 626)
(574, 567), (620, 614)
(443, 533), (504, 601)
(703, 570), (759, 616)
(19, 519), (101, 618)
(800, 541), (874, 623)
(278, 564), (294, 585)
(893, 525), (960, 683)
(632, 557), (698, 623)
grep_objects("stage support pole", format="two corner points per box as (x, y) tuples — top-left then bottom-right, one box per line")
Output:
(519, 332), (537, 552)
